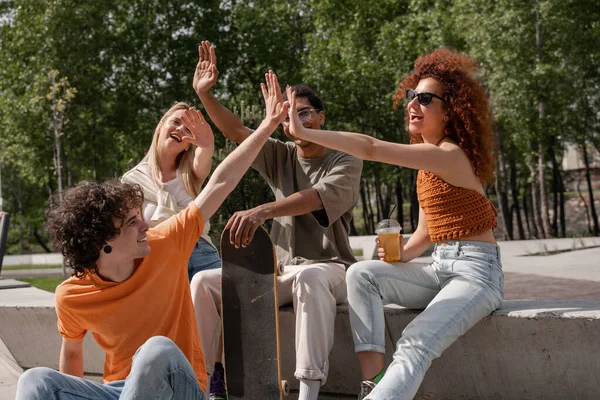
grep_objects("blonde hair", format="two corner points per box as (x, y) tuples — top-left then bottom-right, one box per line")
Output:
(144, 102), (202, 196)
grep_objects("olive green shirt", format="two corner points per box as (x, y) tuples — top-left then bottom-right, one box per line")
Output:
(252, 138), (363, 268)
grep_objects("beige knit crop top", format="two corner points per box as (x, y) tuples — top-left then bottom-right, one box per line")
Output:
(416, 170), (498, 242)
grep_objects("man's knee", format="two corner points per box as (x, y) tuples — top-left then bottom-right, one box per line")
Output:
(294, 267), (329, 291)
(16, 367), (59, 399)
(133, 336), (183, 370)
(190, 269), (221, 302)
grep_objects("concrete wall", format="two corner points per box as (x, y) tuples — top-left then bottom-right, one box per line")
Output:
(2, 286), (599, 399)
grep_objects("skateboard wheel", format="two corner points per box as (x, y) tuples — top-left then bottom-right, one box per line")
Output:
(281, 379), (290, 396)
(277, 262), (285, 276)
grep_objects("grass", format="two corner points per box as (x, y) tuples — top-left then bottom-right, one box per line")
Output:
(352, 248), (364, 256)
(2, 264), (62, 270)
(17, 277), (63, 293)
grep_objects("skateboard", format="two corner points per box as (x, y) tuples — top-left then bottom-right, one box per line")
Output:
(221, 226), (289, 399)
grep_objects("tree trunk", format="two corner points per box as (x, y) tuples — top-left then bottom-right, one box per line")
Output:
(522, 183), (536, 239)
(548, 141), (565, 237)
(409, 170), (419, 232)
(373, 174), (387, 223)
(559, 174), (566, 238)
(535, 2), (551, 238)
(364, 178), (376, 234)
(576, 177), (592, 234)
(494, 131), (512, 239)
(510, 159), (526, 240)
(359, 181), (372, 234)
(15, 174), (24, 253)
(395, 176), (404, 229)
(581, 143), (600, 235)
(538, 137), (551, 238)
(529, 158), (544, 238)
(51, 73), (64, 201)
(33, 229), (52, 253)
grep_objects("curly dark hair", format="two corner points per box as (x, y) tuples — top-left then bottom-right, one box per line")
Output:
(45, 181), (144, 278)
(394, 48), (496, 186)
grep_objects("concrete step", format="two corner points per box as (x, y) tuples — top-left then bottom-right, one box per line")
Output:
(2, 285), (600, 399)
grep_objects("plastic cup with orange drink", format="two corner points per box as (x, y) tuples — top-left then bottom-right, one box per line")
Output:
(376, 219), (403, 262)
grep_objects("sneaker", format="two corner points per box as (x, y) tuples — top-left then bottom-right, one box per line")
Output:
(358, 380), (376, 400)
(209, 365), (227, 400)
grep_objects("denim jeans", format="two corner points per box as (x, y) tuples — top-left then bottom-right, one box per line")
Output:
(16, 336), (205, 400)
(347, 241), (503, 400)
(188, 238), (221, 282)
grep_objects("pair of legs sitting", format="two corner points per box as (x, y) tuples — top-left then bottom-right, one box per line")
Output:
(16, 336), (205, 400)
(191, 262), (347, 400)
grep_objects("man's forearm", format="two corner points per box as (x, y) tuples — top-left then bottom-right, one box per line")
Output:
(197, 91), (250, 144)
(195, 119), (277, 221)
(59, 353), (83, 377)
(257, 189), (323, 220)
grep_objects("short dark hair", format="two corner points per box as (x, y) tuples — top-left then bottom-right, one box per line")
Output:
(284, 84), (323, 111)
(45, 181), (144, 278)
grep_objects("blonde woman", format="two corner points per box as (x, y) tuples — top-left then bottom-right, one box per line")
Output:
(123, 103), (220, 281)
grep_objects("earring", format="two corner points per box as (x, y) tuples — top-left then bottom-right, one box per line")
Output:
(103, 245), (112, 254)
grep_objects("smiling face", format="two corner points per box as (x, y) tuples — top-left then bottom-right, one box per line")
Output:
(282, 96), (325, 148)
(157, 109), (191, 155)
(407, 77), (447, 141)
(106, 207), (150, 260)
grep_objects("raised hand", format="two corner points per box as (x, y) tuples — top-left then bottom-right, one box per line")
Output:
(285, 85), (307, 139)
(180, 108), (214, 149)
(193, 41), (219, 95)
(261, 70), (289, 126)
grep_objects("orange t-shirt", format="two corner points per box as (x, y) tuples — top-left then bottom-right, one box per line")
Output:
(55, 202), (207, 391)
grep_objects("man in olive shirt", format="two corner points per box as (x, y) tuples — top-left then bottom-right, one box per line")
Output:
(191, 41), (362, 400)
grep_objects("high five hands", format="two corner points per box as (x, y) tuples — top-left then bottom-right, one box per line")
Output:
(226, 71), (289, 248)
(261, 71), (289, 127)
(194, 41), (219, 95)
(285, 85), (307, 140)
(180, 109), (214, 149)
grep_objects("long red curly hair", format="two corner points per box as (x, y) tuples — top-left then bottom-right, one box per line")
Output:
(394, 48), (496, 186)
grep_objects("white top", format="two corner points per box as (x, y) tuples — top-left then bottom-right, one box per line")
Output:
(122, 161), (214, 247)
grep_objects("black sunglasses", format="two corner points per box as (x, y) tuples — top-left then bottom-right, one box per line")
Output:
(405, 88), (446, 105)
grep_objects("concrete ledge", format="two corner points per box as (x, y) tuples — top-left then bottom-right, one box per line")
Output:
(349, 234), (434, 261)
(3, 253), (63, 266)
(0, 287), (104, 374)
(2, 287), (600, 399)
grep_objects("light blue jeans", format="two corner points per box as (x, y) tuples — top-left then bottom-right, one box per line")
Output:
(347, 241), (503, 400)
(188, 238), (221, 282)
(16, 336), (205, 400)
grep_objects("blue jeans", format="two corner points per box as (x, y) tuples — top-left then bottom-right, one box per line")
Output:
(188, 238), (221, 282)
(16, 336), (205, 400)
(347, 241), (503, 400)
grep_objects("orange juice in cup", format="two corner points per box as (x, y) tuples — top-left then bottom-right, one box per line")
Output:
(376, 219), (403, 262)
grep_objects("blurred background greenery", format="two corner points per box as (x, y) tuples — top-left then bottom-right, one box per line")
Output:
(1, 0), (599, 256)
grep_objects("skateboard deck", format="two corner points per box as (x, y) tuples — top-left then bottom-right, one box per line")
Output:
(221, 226), (288, 399)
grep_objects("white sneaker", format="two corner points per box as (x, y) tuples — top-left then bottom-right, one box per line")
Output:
(358, 380), (376, 400)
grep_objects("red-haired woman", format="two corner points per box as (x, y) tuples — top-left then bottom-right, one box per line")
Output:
(286, 48), (503, 400)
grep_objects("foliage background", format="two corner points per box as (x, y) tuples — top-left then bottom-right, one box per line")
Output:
(1, 0), (599, 254)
